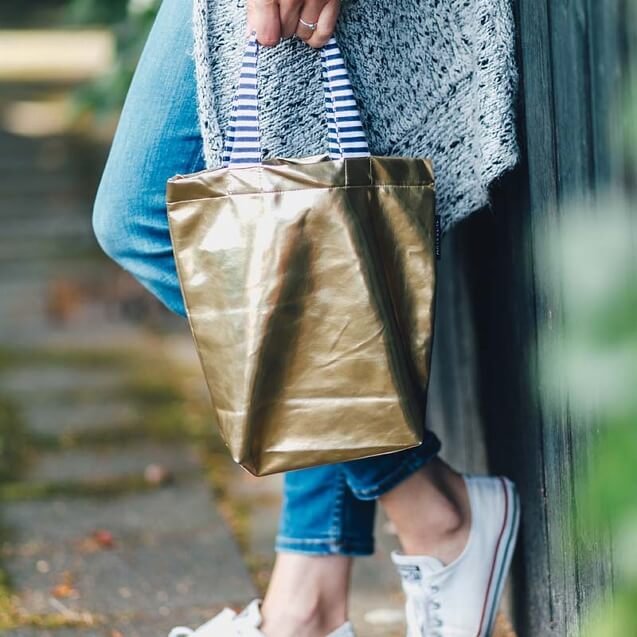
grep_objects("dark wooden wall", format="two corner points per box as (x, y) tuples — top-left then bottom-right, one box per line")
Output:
(428, 1), (633, 635)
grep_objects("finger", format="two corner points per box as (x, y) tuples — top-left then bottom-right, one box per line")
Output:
(306, 0), (340, 48)
(279, 0), (303, 38)
(295, 0), (327, 41)
(247, 0), (281, 47)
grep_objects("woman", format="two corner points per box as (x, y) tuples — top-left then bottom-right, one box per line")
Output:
(93, 1), (521, 635)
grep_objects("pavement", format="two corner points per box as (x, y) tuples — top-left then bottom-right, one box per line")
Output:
(0, 27), (517, 637)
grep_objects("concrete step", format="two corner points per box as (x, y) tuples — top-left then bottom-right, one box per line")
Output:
(3, 474), (256, 630)
(0, 366), (126, 398)
(0, 237), (96, 262)
(27, 442), (201, 484)
(7, 527), (255, 618)
(3, 483), (225, 550)
(20, 400), (142, 439)
(1, 216), (91, 242)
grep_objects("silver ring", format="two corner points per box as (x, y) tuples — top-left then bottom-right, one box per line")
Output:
(298, 17), (318, 31)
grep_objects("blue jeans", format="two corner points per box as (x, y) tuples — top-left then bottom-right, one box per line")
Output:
(93, 0), (442, 556)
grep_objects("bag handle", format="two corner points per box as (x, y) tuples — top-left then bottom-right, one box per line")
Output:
(222, 33), (370, 168)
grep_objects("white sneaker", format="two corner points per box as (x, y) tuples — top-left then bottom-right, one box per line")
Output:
(391, 474), (521, 637)
(168, 599), (356, 637)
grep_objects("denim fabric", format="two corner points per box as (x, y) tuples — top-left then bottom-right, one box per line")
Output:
(93, 0), (199, 317)
(94, 0), (442, 558)
(276, 435), (442, 556)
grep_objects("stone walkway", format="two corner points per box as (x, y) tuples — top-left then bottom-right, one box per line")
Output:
(0, 81), (258, 632)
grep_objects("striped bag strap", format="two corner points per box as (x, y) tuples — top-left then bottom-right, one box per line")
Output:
(222, 33), (260, 167)
(223, 33), (370, 168)
(319, 38), (369, 160)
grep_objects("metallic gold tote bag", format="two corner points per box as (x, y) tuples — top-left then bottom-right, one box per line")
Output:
(167, 35), (440, 476)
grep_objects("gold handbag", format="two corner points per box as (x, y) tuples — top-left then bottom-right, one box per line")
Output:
(166, 35), (440, 476)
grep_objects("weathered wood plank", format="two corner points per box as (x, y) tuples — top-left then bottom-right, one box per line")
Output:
(514, 2), (572, 635)
(543, 1), (594, 633)
(459, 179), (554, 637)
(551, 2), (620, 628)
(455, 0), (628, 634)
(585, 0), (626, 189)
(426, 229), (488, 474)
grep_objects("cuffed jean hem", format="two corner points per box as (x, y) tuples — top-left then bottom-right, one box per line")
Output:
(275, 535), (375, 557)
(348, 433), (442, 501)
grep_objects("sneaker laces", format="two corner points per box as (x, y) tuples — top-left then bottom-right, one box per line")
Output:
(405, 582), (444, 637)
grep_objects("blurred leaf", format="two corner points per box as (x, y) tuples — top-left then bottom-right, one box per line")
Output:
(537, 197), (637, 417)
(581, 584), (637, 637)
(64, 0), (161, 117)
(573, 417), (637, 538)
(65, 0), (129, 24)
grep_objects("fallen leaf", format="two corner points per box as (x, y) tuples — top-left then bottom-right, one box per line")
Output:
(76, 529), (116, 553)
(144, 463), (174, 486)
(91, 529), (115, 549)
(51, 571), (78, 599)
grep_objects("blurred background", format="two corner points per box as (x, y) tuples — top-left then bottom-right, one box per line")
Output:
(0, 1), (635, 637)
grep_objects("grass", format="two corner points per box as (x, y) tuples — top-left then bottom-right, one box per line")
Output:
(0, 399), (28, 484)
(0, 588), (102, 632)
(0, 345), (152, 375)
(0, 471), (200, 502)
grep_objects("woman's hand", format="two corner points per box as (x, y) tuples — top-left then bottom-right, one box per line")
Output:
(247, 0), (341, 48)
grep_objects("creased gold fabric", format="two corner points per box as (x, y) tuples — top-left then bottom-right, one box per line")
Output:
(167, 155), (437, 476)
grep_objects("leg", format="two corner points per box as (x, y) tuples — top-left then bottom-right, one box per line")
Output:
(342, 433), (520, 637)
(341, 431), (472, 564)
(262, 464), (376, 636)
(92, 0), (202, 317)
(260, 431), (450, 637)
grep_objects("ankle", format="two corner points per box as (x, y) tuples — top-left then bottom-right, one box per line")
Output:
(261, 599), (347, 637)
(382, 460), (472, 564)
(260, 553), (350, 637)
(399, 503), (469, 561)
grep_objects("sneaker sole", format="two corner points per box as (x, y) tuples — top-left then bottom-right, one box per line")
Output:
(478, 476), (521, 637)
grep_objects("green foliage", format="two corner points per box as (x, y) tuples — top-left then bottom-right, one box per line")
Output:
(579, 584), (637, 637)
(0, 399), (28, 484)
(65, 0), (161, 119)
(65, 0), (129, 24)
(539, 197), (637, 421)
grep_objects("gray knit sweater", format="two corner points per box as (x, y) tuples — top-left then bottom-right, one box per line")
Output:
(192, 0), (519, 234)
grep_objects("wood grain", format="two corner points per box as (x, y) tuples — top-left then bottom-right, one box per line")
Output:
(433, 1), (629, 635)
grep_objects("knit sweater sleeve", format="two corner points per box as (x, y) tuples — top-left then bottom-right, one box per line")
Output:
(339, 0), (521, 235)
(432, 0), (520, 233)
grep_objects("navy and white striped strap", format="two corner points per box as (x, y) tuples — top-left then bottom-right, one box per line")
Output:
(223, 33), (370, 168)
(320, 38), (370, 160)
